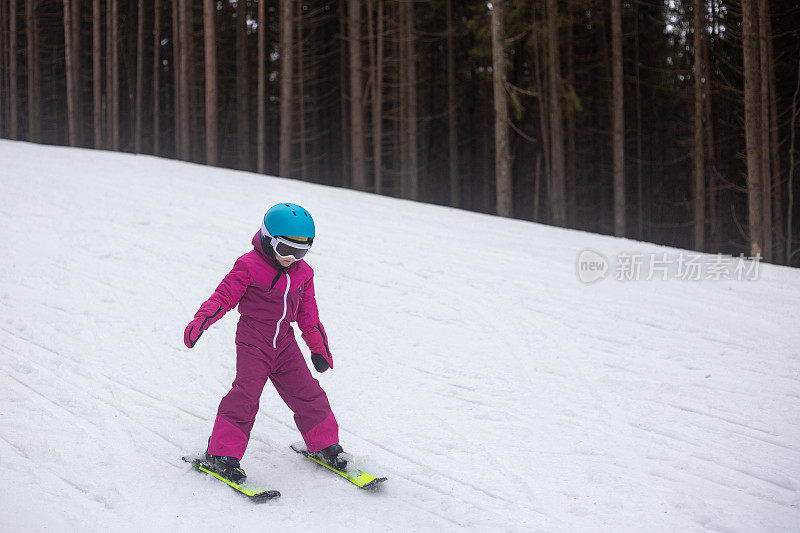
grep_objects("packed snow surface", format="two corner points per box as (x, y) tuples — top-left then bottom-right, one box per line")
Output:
(1, 140), (799, 532)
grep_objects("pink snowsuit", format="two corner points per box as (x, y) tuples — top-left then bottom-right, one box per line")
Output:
(198, 231), (338, 459)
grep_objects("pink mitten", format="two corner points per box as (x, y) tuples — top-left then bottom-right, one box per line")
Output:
(303, 323), (333, 372)
(183, 300), (224, 348)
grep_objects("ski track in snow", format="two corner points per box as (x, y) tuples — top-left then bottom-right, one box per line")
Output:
(1, 140), (799, 532)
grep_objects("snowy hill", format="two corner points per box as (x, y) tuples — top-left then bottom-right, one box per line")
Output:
(1, 140), (799, 532)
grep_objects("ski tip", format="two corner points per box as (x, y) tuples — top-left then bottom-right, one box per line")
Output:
(362, 477), (388, 490)
(290, 442), (307, 455)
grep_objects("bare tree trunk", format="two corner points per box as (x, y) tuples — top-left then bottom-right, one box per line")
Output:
(634, 0), (643, 239)
(566, 0), (577, 227)
(533, 152), (542, 220)
(0, 4), (3, 133)
(611, 0), (625, 237)
(417, 49), (430, 191)
(186, 2), (196, 162)
(348, 0), (366, 190)
(742, 0), (763, 256)
(93, 0), (102, 148)
(758, 0), (771, 260)
(1, 1), (6, 136)
(446, 0), (458, 207)
(480, 77), (491, 212)
(766, 7), (783, 262)
(25, 0), (33, 141)
(108, 0), (115, 145)
(398, 0), (419, 200)
(178, 0), (190, 159)
(64, 0), (77, 146)
(705, 3), (720, 247)
(367, 0), (377, 191)
(599, 12), (612, 231)
(339, 0), (348, 186)
(369, 0), (384, 194)
(398, 0), (407, 193)
(403, 0), (419, 200)
(787, 54), (800, 264)
(153, 0), (160, 155)
(546, 0), (565, 226)
(25, 0), (39, 142)
(71, 0), (80, 141)
(693, 0), (705, 250)
(134, 0), (144, 153)
(112, 0), (119, 150)
(491, 0), (511, 217)
(8, 0), (16, 140)
(311, 41), (322, 182)
(0, 1), (5, 137)
(257, 0), (266, 173)
(705, 58), (719, 247)
(172, 0), (179, 155)
(297, 2), (307, 177)
(532, 2), (550, 218)
(236, 0), (248, 169)
(279, 0), (293, 177)
(204, 0), (218, 166)
(1, 4), (5, 133)
(111, 0), (120, 150)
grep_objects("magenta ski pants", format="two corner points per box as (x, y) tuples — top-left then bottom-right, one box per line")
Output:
(207, 332), (339, 459)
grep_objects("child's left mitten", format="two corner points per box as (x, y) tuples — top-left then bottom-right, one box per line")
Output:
(311, 352), (333, 373)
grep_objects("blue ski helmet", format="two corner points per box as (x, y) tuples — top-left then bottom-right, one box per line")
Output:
(261, 203), (315, 240)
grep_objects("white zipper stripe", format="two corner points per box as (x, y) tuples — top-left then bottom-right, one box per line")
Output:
(273, 272), (290, 348)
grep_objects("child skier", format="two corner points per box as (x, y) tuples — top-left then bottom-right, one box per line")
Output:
(183, 203), (345, 483)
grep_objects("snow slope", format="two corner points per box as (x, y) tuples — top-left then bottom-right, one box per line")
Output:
(1, 140), (799, 532)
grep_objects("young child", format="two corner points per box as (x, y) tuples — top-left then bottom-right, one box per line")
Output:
(183, 203), (345, 483)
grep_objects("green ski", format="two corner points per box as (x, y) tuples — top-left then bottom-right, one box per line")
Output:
(290, 443), (387, 489)
(182, 456), (281, 501)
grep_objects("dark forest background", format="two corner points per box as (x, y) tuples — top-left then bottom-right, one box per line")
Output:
(1, 0), (799, 265)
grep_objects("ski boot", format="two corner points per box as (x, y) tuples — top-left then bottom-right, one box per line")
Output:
(203, 452), (247, 483)
(312, 443), (348, 471)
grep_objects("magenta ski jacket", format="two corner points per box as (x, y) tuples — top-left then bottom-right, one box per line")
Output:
(193, 231), (332, 363)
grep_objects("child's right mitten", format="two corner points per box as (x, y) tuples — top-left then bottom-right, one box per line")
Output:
(183, 300), (224, 348)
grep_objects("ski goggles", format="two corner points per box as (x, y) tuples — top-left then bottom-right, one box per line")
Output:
(270, 235), (313, 260)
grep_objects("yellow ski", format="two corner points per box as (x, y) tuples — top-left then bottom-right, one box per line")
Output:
(182, 456), (281, 501)
(290, 443), (387, 489)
